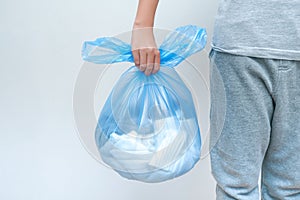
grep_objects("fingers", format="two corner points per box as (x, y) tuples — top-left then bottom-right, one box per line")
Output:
(132, 50), (140, 68)
(132, 48), (160, 76)
(131, 27), (160, 75)
(153, 49), (160, 74)
(144, 50), (154, 76)
(139, 50), (147, 72)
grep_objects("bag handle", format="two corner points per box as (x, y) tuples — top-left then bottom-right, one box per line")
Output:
(82, 25), (206, 68)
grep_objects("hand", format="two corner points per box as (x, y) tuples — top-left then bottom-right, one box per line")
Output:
(131, 27), (160, 76)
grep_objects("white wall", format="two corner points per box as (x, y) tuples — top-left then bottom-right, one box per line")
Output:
(0, 0), (219, 199)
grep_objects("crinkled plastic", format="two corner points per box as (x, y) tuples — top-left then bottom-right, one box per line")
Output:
(81, 25), (207, 183)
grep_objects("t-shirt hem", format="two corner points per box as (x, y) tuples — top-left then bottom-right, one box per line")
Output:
(211, 44), (300, 61)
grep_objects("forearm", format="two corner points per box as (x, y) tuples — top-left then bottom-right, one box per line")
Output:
(133, 0), (159, 28)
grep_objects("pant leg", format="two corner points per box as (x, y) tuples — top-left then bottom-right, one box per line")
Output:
(261, 60), (300, 199)
(209, 50), (277, 199)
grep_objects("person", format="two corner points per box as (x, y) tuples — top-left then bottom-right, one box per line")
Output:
(131, 0), (300, 199)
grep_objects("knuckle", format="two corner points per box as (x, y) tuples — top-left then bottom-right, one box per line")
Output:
(154, 49), (160, 55)
(145, 65), (153, 71)
(132, 49), (138, 54)
(146, 47), (157, 54)
(139, 48), (146, 54)
(140, 64), (146, 69)
(150, 48), (156, 52)
(146, 48), (153, 54)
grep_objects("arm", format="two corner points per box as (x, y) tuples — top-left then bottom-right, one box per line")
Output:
(131, 0), (160, 76)
(133, 0), (159, 27)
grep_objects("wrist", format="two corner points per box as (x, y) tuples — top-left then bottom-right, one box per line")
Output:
(133, 20), (154, 29)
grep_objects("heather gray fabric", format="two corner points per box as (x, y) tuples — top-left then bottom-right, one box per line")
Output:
(212, 0), (300, 61)
(209, 49), (300, 199)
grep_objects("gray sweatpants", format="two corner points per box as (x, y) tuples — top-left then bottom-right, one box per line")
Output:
(209, 49), (300, 199)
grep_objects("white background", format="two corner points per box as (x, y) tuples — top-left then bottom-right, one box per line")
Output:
(0, 0), (219, 199)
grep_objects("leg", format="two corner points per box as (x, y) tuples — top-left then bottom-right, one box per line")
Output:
(261, 60), (300, 199)
(209, 50), (276, 199)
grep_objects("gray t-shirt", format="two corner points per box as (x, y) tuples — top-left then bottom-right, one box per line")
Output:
(212, 0), (300, 61)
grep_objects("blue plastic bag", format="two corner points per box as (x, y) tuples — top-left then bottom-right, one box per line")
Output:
(82, 25), (207, 183)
